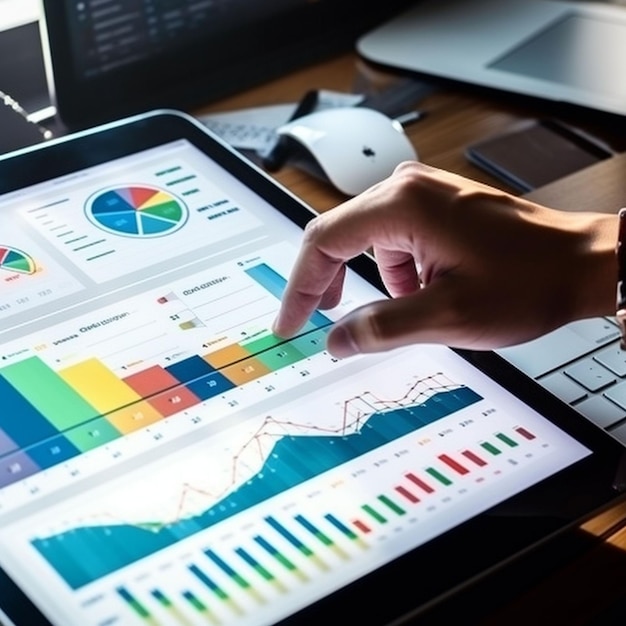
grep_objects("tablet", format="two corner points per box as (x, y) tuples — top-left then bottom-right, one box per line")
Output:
(0, 109), (624, 626)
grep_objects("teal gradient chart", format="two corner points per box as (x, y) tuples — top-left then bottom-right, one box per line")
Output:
(85, 185), (189, 237)
(31, 380), (482, 589)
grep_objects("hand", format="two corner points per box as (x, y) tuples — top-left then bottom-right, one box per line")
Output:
(273, 161), (617, 357)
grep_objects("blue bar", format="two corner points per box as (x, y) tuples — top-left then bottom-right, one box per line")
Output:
(245, 263), (333, 328)
(244, 264), (287, 300)
(0, 376), (58, 447)
(255, 535), (281, 558)
(265, 516), (312, 555)
(188, 564), (224, 595)
(165, 355), (216, 382)
(325, 513), (358, 539)
(165, 355), (234, 400)
(204, 549), (250, 588)
(27, 434), (80, 469)
(184, 372), (234, 400)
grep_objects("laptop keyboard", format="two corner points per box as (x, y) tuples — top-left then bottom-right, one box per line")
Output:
(497, 317), (626, 445)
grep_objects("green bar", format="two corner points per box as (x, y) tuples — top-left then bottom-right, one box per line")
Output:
(481, 441), (502, 455)
(362, 504), (387, 524)
(206, 550), (250, 589)
(152, 589), (172, 608)
(213, 586), (229, 601)
(289, 328), (328, 357)
(117, 587), (151, 619)
(496, 432), (518, 447)
(256, 342), (305, 370)
(183, 590), (206, 612)
(272, 550), (296, 571)
(251, 563), (272, 581)
(0, 357), (98, 429)
(426, 467), (452, 486)
(189, 564), (230, 601)
(235, 547), (274, 581)
(241, 332), (282, 353)
(64, 417), (121, 452)
(295, 514), (333, 546)
(378, 494), (406, 515)
(255, 535), (297, 570)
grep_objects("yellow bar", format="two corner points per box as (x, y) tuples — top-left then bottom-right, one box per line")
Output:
(58, 358), (143, 413)
(106, 401), (164, 434)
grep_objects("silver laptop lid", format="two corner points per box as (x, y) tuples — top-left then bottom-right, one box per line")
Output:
(357, 0), (626, 116)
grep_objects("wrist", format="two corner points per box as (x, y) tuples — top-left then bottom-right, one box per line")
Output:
(568, 211), (619, 322)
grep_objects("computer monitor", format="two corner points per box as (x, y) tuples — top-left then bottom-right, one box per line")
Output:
(41, 0), (414, 131)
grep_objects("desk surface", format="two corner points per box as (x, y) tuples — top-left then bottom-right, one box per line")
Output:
(199, 52), (626, 214)
(198, 52), (626, 624)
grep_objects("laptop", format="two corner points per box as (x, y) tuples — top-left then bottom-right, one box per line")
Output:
(357, 0), (626, 118)
(0, 109), (624, 626)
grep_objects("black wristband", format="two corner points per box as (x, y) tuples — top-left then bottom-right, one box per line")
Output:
(616, 207), (626, 349)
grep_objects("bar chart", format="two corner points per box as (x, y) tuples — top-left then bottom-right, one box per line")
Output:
(46, 419), (543, 626)
(0, 261), (333, 489)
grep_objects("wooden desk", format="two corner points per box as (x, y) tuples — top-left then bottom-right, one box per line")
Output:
(197, 51), (626, 624)
(198, 52), (626, 213)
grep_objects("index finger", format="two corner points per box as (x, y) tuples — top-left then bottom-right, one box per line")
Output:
(273, 191), (403, 337)
(273, 182), (416, 337)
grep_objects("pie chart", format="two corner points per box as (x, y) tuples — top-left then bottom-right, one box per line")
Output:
(0, 246), (36, 275)
(85, 185), (188, 237)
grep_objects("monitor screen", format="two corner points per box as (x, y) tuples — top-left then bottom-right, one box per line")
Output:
(41, 0), (414, 129)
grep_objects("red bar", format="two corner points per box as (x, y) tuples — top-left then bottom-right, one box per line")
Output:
(395, 485), (419, 503)
(515, 426), (536, 440)
(352, 519), (372, 534)
(438, 453), (469, 475)
(405, 472), (434, 493)
(123, 365), (201, 416)
(462, 449), (487, 467)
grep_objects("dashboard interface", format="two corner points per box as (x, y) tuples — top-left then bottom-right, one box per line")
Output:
(0, 132), (596, 626)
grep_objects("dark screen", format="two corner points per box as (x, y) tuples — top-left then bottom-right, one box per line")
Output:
(42, 0), (414, 129)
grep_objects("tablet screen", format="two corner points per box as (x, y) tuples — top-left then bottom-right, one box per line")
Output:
(0, 111), (620, 626)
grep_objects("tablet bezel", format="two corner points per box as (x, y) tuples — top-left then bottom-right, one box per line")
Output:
(0, 109), (625, 626)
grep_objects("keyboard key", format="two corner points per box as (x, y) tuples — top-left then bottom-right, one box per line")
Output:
(497, 319), (619, 378)
(603, 381), (626, 410)
(540, 372), (587, 404)
(593, 345), (626, 377)
(568, 317), (621, 345)
(575, 396), (626, 429)
(607, 420), (626, 445)
(564, 359), (616, 392)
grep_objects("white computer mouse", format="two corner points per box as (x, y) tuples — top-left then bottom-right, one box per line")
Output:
(275, 107), (418, 196)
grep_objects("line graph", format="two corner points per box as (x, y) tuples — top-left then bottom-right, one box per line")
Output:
(31, 373), (482, 588)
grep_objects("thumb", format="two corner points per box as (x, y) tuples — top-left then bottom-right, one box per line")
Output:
(325, 280), (473, 357)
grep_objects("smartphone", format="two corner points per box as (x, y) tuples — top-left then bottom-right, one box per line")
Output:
(465, 118), (614, 193)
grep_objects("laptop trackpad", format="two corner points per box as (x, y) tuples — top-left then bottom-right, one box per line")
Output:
(488, 13), (626, 99)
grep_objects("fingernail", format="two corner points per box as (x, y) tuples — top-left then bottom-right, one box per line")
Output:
(328, 325), (359, 358)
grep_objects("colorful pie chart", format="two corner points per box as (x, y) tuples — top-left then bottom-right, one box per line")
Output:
(0, 246), (36, 275)
(86, 185), (188, 237)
